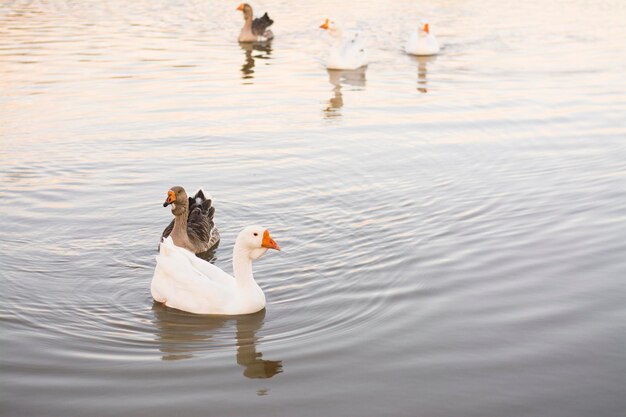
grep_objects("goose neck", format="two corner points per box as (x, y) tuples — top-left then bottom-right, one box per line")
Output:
(233, 244), (254, 284)
(170, 208), (189, 246)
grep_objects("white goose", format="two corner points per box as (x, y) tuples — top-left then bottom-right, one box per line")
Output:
(319, 19), (368, 70)
(405, 19), (440, 56)
(152, 226), (280, 315)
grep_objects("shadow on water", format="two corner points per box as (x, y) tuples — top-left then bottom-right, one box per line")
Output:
(151, 303), (283, 379)
(323, 66), (367, 119)
(240, 42), (272, 83)
(411, 55), (436, 93)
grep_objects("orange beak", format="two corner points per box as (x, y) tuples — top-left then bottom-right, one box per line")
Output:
(424, 23), (429, 33)
(163, 190), (176, 207)
(320, 19), (329, 30)
(262, 230), (281, 251)
(236, 3), (244, 11)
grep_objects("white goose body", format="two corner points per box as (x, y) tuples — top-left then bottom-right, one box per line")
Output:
(320, 19), (368, 70)
(406, 21), (440, 56)
(152, 226), (280, 315)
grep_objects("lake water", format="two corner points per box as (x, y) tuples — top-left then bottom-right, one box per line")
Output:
(1, 0), (626, 416)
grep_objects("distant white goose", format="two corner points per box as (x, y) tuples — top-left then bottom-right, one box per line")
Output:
(405, 20), (440, 56)
(152, 226), (281, 315)
(319, 19), (368, 70)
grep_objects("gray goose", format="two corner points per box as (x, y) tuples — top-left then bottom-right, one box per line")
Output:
(237, 3), (274, 43)
(160, 186), (220, 254)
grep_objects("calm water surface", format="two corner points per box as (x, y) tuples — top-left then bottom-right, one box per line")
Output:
(1, 1), (626, 416)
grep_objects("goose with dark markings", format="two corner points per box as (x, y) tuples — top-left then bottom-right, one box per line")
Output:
(237, 3), (274, 43)
(161, 186), (220, 254)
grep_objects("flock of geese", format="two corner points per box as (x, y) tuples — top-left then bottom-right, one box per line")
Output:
(237, 3), (440, 70)
(318, 18), (440, 70)
(152, 4), (440, 316)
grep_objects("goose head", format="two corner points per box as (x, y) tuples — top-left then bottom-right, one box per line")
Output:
(163, 186), (188, 216)
(418, 20), (430, 36)
(237, 3), (253, 20)
(319, 18), (342, 38)
(236, 225), (280, 260)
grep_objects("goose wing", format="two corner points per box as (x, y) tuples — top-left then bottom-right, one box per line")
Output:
(251, 12), (273, 36)
(152, 238), (234, 314)
(187, 189), (219, 250)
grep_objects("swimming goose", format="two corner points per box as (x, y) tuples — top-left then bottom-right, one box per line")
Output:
(237, 3), (274, 43)
(152, 226), (281, 315)
(319, 19), (368, 70)
(161, 186), (220, 254)
(405, 19), (440, 56)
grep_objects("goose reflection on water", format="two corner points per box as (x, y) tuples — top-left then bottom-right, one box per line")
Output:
(323, 66), (367, 119)
(151, 303), (282, 379)
(240, 42), (272, 82)
(412, 55), (437, 94)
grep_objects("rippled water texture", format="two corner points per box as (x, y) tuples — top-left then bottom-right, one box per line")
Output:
(1, 0), (626, 416)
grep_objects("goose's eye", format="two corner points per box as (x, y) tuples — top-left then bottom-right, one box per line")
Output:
(253, 232), (258, 237)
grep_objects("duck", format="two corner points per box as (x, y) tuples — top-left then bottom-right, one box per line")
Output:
(405, 19), (440, 56)
(160, 186), (220, 254)
(319, 19), (368, 70)
(152, 226), (281, 315)
(237, 3), (274, 43)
